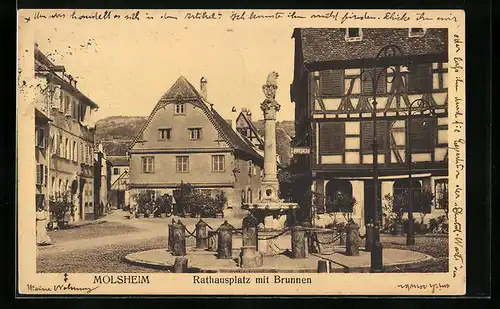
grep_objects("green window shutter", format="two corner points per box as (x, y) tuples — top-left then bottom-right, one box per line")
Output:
(320, 70), (343, 96)
(319, 122), (345, 155)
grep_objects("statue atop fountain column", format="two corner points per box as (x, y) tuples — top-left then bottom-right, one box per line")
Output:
(260, 72), (281, 203)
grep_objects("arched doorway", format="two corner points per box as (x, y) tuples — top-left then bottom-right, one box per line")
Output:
(325, 180), (354, 213)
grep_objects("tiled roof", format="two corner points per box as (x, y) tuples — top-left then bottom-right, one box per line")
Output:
(102, 140), (132, 156)
(294, 28), (448, 65)
(236, 111), (264, 145)
(108, 156), (129, 166)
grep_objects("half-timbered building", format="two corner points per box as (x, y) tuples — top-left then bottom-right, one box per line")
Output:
(290, 28), (449, 229)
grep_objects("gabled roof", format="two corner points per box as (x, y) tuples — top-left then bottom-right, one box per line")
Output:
(111, 170), (130, 189)
(293, 28), (448, 66)
(236, 111), (264, 146)
(130, 76), (263, 162)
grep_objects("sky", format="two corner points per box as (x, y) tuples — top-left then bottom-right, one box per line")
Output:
(35, 20), (297, 122)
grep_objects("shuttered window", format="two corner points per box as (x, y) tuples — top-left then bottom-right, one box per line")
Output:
(361, 121), (387, 153)
(361, 68), (387, 95)
(36, 164), (44, 185)
(319, 122), (345, 155)
(320, 70), (343, 97)
(408, 64), (432, 92)
(409, 118), (435, 152)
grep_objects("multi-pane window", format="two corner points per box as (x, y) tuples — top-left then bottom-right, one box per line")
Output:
(36, 164), (44, 185)
(72, 141), (77, 161)
(35, 127), (45, 148)
(113, 167), (120, 175)
(212, 155), (225, 172)
(189, 128), (202, 140)
(159, 128), (171, 140)
(51, 134), (56, 155)
(345, 28), (362, 41)
(176, 156), (189, 173)
(409, 28), (426, 37)
(320, 70), (343, 97)
(319, 122), (346, 155)
(58, 135), (64, 157)
(407, 63), (432, 92)
(64, 138), (69, 159)
(435, 179), (448, 209)
(142, 156), (154, 173)
(64, 96), (71, 116)
(175, 103), (185, 115)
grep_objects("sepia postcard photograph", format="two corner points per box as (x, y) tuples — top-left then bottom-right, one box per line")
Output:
(17, 9), (466, 296)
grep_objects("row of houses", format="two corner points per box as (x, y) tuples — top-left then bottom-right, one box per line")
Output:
(34, 44), (126, 222)
(35, 28), (450, 228)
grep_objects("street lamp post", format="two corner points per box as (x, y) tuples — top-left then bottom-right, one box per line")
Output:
(406, 99), (434, 246)
(360, 45), (404, 272)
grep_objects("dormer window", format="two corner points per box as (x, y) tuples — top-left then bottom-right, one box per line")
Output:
(345, 28), (362, 42)
(159, 128), (171, 140)
(175, 103), (185, 115)
(409, 28), (426, 38)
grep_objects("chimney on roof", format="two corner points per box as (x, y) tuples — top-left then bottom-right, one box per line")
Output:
(200, 77), (208, 100)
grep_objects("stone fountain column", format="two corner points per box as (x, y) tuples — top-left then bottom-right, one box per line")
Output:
(260, 72), (281, 202)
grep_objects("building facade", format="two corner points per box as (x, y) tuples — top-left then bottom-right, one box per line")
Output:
(35, 44), (99, 222)
(108, 155), (130, 209)
(290, 28), (449, 229)
(128, 76), (264, 218)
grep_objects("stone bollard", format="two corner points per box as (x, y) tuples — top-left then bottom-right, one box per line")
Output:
(345, 220), (360, 256)
(365, 222), (374, 252)
(167, 218), (175, 252)
(195, 219), (208, 250)
(291, 225), (306, 259)
(240, 245), (263, 268)
(173, 257), (188, 273)
(317, 260), (332, 273)
(217, 220), (233, 259)
(171, 220), (187, 256)
(242, 215), (259, 250)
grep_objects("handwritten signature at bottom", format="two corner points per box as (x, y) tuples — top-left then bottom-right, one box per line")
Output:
(27, 283), (100, 294)
(396, 283), (450, 293)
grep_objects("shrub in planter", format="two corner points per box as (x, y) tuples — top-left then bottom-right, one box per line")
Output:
(49, 192), (74, 229)
(132, 190), (155, 215)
